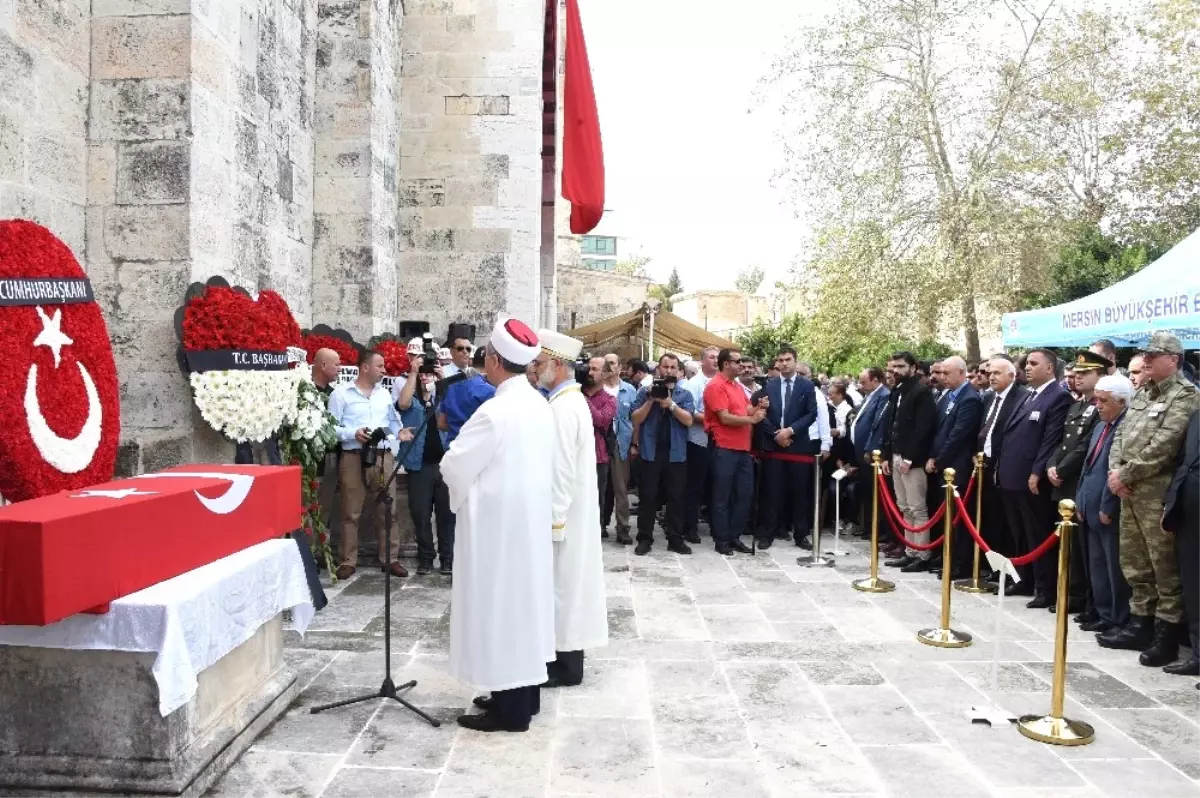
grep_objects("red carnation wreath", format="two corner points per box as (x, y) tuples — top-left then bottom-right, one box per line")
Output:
(182, 286), (301, 352)
(302, 333), (359, 367)
(375, 339), (411, 376)
(0, 220), (121, 502)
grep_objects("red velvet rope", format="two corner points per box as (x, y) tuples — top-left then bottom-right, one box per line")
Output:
(953, 494), (1059, 566)
(873, 470), (976, 532)
(753, 450), (817, 464)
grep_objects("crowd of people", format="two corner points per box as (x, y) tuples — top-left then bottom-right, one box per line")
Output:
(300, 322), (1198, 732)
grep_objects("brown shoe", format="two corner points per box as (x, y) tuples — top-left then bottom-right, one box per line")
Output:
(383, 561), (409, 578)
(335, 564), (356, 580)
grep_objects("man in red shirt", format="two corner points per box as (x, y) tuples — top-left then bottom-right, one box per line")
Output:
(704, 348), (767, 555)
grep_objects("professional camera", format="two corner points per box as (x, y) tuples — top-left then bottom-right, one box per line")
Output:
(419, 332), (440, 374)
(360, 427), (389, 468)
(574, 353), (592, 387)
(650, 376), (677, 400)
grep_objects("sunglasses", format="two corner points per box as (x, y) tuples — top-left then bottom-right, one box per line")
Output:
(454, 345), (471, 352)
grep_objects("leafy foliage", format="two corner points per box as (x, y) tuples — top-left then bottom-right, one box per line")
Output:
(612, 255), (652, 279)
(1020, 225), (1154, 310)
(734, 266), (766, 294)
(278, 379), (339, 578)
(649, 267), (685, 311)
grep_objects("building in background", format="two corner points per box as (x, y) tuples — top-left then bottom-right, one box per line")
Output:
(672, 290), (771, 340)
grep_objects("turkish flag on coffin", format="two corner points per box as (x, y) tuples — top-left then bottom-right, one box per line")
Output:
(0, 464), (300, 626)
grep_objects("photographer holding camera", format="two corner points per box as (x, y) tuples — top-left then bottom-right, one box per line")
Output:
(328, 349), (413, 580)
(630, 353), (695, 555)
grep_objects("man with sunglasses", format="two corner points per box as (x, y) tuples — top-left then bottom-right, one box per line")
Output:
(444, 336), (474, 377)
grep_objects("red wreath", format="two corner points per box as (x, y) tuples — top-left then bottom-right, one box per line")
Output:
(302, 333), (359, 367)
(376, 339), (411, 376)
(0, 220), (121, 502)
(182, 286), (302, 353)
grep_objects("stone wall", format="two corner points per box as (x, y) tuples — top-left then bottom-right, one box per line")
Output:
(396, 0), (547, 341)
(556, 264), (648, 332)
(673, 290), (771, 340)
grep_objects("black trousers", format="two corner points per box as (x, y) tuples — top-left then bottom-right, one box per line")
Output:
(857, 461), (876, 531)
(683, 442), (711, 537)
(1176, 505), (1199, 651)
(982, 464), (1014, 555)
(1003, 484), (1058, 597)
(762, 458), (814, 542)
(235, 438), (282, 465)
(548, 650), (585, 685)
(488, 685), (541, 727)
(1057, 483), (1092, 609)
(638, 456), (686, 543)
(408, 463), (454, 564)
(596, 462), (609, 534)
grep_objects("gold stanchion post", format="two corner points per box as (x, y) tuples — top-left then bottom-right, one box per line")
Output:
(917, 468), (972, 648)
(853, 451), (895, 593)
(955, 453), (997, 594)
(1018, 500), (1095, 746)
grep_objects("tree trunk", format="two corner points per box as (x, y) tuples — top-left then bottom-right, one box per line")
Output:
(961, 292), (981, 363)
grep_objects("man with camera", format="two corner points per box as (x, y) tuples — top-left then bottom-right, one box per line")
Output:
(328, 349), (414, 580)
(630, 353), (696, 555)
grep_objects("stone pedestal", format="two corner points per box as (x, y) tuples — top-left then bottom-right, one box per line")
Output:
(0, 616), (297, 796)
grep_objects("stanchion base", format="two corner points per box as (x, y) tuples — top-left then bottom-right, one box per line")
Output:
(954, 578), (998, 594)
(917, 627), (973, 648)
(1016, 714), (1095, 746)
(852, 576), (896, 593)
(797, 554), (835, 568)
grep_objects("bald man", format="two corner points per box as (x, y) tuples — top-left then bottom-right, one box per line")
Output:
(312, 347), (340, 398)
(925, 355), (983, 578)
(312, 347), (342, 554)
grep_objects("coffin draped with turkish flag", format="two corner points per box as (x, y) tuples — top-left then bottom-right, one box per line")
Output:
(0, 464), (299, 626)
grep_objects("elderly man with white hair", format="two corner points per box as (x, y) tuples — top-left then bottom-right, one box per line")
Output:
(1075, 374), (1134, 634)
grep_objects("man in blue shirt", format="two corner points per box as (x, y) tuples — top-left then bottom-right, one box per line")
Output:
(601, 354), (638, 545)
(439, 348), (497, 444)
(630, 353), (695, 555)
(328, 349), (413, 580)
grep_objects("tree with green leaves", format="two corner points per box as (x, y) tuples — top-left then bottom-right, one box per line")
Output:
(612, 254), (652, 279)
(649, 267), (685, 311)
(734, 266), (766, 294)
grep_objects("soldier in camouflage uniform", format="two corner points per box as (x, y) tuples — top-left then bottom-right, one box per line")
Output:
(1098, 332), (1199, 666)
(1046, 351), (1108, 617)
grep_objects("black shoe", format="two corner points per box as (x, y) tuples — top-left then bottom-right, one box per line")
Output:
(616, 529), (633, 545)
(1163, 657), (1200, 676)
(949, 566), (972, 580)
(796, 536), (813, 550)
(440, 560), (453, 576)
(1075, 609), (1100, 626)
(1139, 620), (1184, 667)
(715, 544), (734, 556)
(1080, 618), (1113, 633)
(634, 541), (652, 556)
(1026, 595), (1052, 609)
(1049, 599), (1085, 615)
(900, 558), (933, 573)
(683, 533), (702, 545)
(1097, 615), (1154, 650)
(667, 539), (693, 555)
(1008, 582), (1035, 597)
(730, 541), (753, 554)
(456, 712), (528, 733)
(601, 528), (610, 539)
(541, 675), (581, 688)
(473, 695), (541, 716)
(417, 560), (434, 575)
(885, 555), (914, 568)
(756, 537), (773, 550)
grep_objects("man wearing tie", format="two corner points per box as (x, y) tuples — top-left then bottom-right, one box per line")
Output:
(995, 349), (1073, 607)
(924, 356), (983, 579)
(852, 367), (890, 536)
(978, 358), (1027, 580)
(758, 345), (820, 549)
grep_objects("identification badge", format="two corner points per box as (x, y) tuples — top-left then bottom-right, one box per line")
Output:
(1030, 410), (1041, 421)
(1083, 406), (1095, 417)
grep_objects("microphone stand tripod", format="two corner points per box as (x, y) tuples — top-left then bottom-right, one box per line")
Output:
(310, 384), (443, 728)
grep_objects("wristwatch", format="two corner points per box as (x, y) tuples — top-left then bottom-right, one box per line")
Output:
(668, 402), (678, 413)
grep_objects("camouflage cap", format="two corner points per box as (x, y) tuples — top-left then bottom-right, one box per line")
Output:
(1142, 331), (1184, 355)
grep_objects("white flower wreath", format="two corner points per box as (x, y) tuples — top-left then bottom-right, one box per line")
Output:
(189, 369), (303, 443)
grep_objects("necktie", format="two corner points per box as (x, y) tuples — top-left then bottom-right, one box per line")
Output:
(784, 378), (792, 415)
(978, 394), (1002, 450)
(1087, 423), (1111, 468)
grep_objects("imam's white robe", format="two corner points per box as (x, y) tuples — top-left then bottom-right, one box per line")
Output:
(548, 386), (609, 652)
(441, 377), (556, 692)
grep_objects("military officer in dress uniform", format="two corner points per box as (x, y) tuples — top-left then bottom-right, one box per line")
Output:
(1099, 332), (1199, 668)
(1046, 351), (1109, 618)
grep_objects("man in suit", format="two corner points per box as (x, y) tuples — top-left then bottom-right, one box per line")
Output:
(852, 366), (890, 537)
(1161, 409), (1199, 679)
(979, 358), (1028, 582)
(758, 345), (819, 549)
(925, 356), (983, 579)
(1045, 351), (1109, 617)
(880, 351), (939, 572)
(1076, 375), (1133, 635)
(995, 348), (1073, 607)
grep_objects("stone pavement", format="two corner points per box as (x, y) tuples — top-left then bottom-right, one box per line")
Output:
(208, 528), (1200, 798)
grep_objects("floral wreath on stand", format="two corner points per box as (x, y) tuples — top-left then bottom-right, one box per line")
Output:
(368, 333), (412, 392)
(0, 220), (122, 502)
(278, 378), (339, 576)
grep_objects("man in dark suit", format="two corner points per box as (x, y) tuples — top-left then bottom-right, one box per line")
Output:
(995, 348), (1073, 607)
(880, 351), (939, 572)
(925, 356), (983, 579)
(1076, 374), (1132, 635)
(979, 358), (1028, 574)
(852, 366), (890, 537)
(1161, 409), (1199, 679)
(1046, 351), (1109, 617)
(757, 345), (819, 549)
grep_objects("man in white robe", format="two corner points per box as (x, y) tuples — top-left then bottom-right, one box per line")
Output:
(441, 316), (555, 733)
(533, 330), (609, 687)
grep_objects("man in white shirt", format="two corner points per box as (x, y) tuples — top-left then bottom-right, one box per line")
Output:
(682, 346), (719, 543)
(977, 357), (1027, 576)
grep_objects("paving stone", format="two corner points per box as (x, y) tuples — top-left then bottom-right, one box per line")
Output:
(324, 767), (439, 798)
(699, 604), (774, 641)
(345, 703), (458, 769)
(557, 659), (650, 719)
(1094, 707), (1200, 779)
(549, 717), (657, 795)
(207, 750), (338, 797)
(651, 693), (750, 759)
(1022, 661), (1158, 709)
(1066, 757), (1200, 797)
(859, 744), (990, 797)
(657, 758), (771, 798)
(818, 685), (939, 745)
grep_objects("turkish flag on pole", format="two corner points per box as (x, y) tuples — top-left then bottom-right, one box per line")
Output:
(561, 0), (605, 234)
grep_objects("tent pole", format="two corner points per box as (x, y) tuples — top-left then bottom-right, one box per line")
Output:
(648, 307), (656, 361)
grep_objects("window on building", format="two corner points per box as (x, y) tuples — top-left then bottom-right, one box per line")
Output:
(582, 258), (614, 271)
(580, 235), (617, 256)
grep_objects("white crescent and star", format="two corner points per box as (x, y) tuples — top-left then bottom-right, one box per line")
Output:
(25, 305), (104, 475)
(72, 488), (157, 499)
(132, 472), (256, 515)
